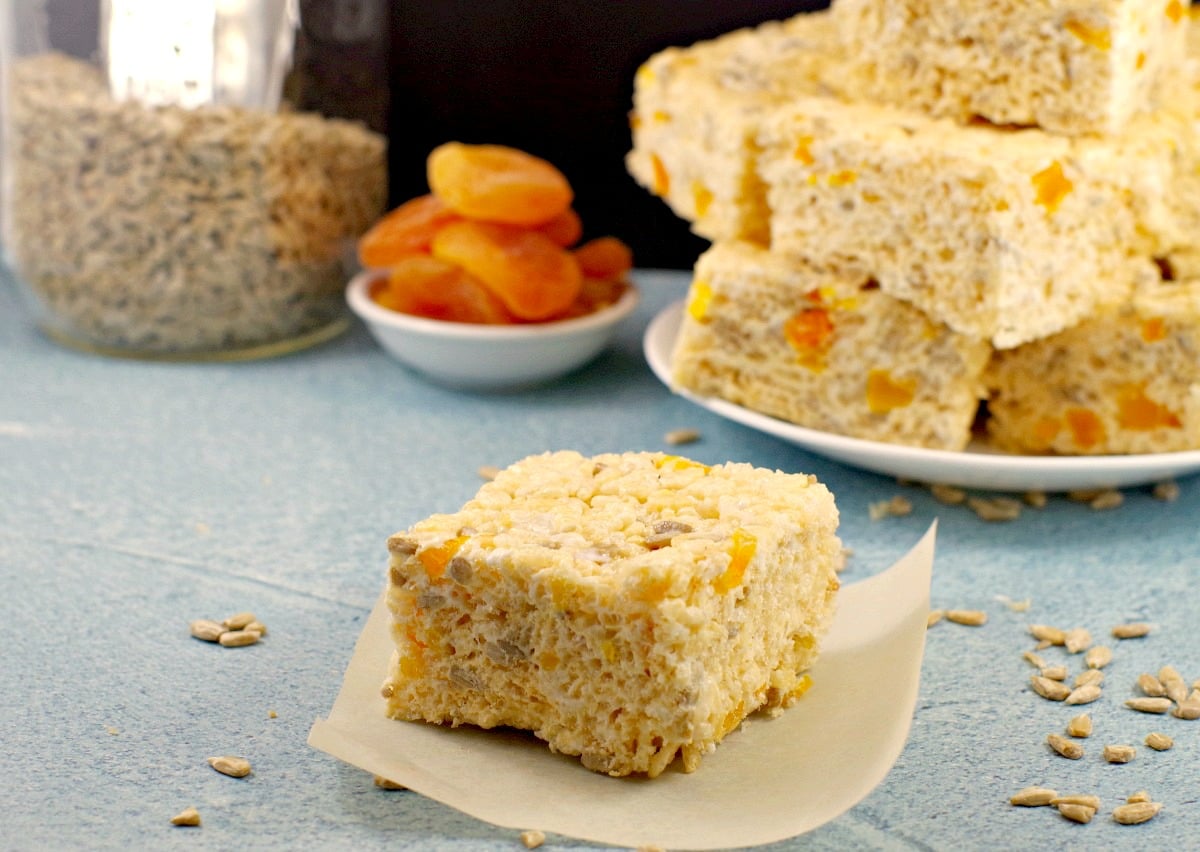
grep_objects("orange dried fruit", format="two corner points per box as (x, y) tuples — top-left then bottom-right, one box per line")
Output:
(370, 256), (513, 324)
(785, 307), (835, 370)
(431, 220), (582, 321)
(573, 236), (634, 279)
(538, 207), (583, 247)
(1116, 385), (1182, 431)
(866, 368), (917, 413)
(557, 276), (630, 319)
(358, 194), (461, 268)
(1064, 408), (1105, 449)
(427, 142), (573, 227)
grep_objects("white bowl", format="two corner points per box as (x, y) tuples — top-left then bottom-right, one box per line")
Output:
(346, 270), (640, 389)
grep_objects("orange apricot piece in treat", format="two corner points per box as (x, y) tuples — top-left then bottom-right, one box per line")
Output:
(538, 207), (583, 247)
(370, 255), (514, 324)
(427, 142), (573, 227)
(358, 194), (461, 268)
(431, 220), (582, 321)
(573, 236), (633, 279)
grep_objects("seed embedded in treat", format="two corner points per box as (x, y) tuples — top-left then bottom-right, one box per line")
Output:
(207, 756), (252, 778)
(189, 619), (227, 642)
(930, 483), (967, 505)
(1063, 627), (1092, 654)
(1085, 645), (1113, 669)
(1074, 669), (1105, 689)
(1145, 732), (1173, 751)
(170, 806), (201, 827)
(1112, 801), (1162, 825)
(1047, 733), (1084, 759)
(218, 629), (261, 648)
(1029, 624), (1066, 645)
(946, 609), (987, 626)
(1032, 676), (1072, 701)
(1066, 714), (1093, 738)
(663, 428), (700, 446)
(520, 829), (547, 849)
(222, 612), (257, 630)
(967, 495), (1022, 521)
(1056, 803), (1096, 823)
(1112, 622), (1152, 639)
(1010, 786), (1058, 806)
(1104, 744), (1136, 764)
(1065, 683), (1102, 706)
(1126, 697), (1173, 714)
(373, 775), (406, 790)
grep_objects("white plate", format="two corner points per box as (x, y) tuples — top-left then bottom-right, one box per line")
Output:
(644, 301), (1200, 492)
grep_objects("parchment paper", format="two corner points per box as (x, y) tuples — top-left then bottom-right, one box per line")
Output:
(309, 523), (935, 850)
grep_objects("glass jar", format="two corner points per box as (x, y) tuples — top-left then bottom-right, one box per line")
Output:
(0, 0), (387, 360)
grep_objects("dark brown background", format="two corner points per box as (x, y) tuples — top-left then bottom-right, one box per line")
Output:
(291, 1), (831, 270)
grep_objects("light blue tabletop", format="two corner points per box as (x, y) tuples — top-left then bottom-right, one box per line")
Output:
(3, 268), (1199, 851)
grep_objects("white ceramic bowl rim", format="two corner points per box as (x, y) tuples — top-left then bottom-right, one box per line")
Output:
(346, 269), (639, 340)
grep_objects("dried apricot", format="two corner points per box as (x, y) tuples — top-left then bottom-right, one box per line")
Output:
(573, 237), (634, 278)
(557, 277), (630, 319)
(538, 208), (583, 247)
(358, 194), (461, 268)
(427, 142), (573, 227)
(370, 256), (513, 324)
(431, 220), (582, 321)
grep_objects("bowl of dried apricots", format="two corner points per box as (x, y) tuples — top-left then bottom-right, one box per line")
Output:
(347, 142), (639, 389)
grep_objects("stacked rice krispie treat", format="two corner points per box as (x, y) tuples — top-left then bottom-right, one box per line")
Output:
(629, 0), (1200, 455)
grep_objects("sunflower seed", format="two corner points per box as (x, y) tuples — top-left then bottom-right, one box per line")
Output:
(663, 428), (700, 446)
(1152, 480), (1180, 502)
(373, 775), (406, 790)
(1074, 669), (1105, 688)
(520, 829), (547, 849)
(1126, 697), (1173, 714)
(477, 465), (501, 481)
(222, 612), (256, 630)
(930, 483), (967, 505)
(967, 495), (1021, 521)
(1032, 676), (1072, 701)
(1172, 699), (1200, 720)
(1112, 622), (1152, 639)
(1085, 645), (1113, 669)
(1040, 665), (1068, 681)
(1145, 732), (1173, 751)
(1066, 714), (1092, 738)
(946, 609), (987, 626)
(1138, 673), (1167, 697)
(1051, 795), (1101, 810)
(1029, 625), (1066, 645)
(189, 619), (227, 642)
(1112, 801), (1162, 825)
(1057, 803), (1096, 823)
(927, 609), (945, 628)
(1047, 733), (1084, 759)
(1022, 650), (1048, 669)
(1088, 489), (1124, 511)
(170, 806), (201, 827)
(1103, 744), (1136, 764)
(1010, 786), (1058, 806)
(1127, 790), (1152, 804)
(1023, 490), (1048, 509)
(1065, 684), (1102, 705)
(207, 755), (252, 778)
(1063, 627), (1093, 654)
(218, 629), (260, 648)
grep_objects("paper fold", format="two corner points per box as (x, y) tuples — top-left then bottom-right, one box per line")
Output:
(309, 523), (936, 850)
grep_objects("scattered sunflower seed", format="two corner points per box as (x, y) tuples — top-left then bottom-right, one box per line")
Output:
(1074, 669), (1105, 689)
(1145, 732), (1173, 751)
(520, 829), (547, 849)
(218, 629), (261, 648)
(1152, 480), (1180, 502)
(477, 465), (501, 481)
(1047, 733), (1084, 759)
(967, 495), (1022, 522)
(1172, 699), (1200, 720)
(207, 755), (252, 778)
(373, 776), (406, 790)
(1010, 786), (1058, 806)
(1063, 627), (1093, 654)
(1051, 795), (1101, 810)
(1112, 801), (1162, 825)
(946, 609), (988, 626)
(1067, 488), (1105, 503)
(1088, 489), (1124, 511)
(189, 619), (227, 642)
(869, 495), (913, 520)
(663, 428), (700, 446)
(170, 806), (201, 827)
(1125, 697), (1173, 714)
(1103, 744), (1136, 764)
(1066, 714), (1093, 738)
(996, 595), (1032, 613)
(1023, 650), (1048, 669)
(1084, 645), (1113, 669)
(1065, 683), (1103, 706)
(222, 612), (257, 630)
(926, 609), (945, 628)
(1023, 490), (1048, 509)
(1032, 676), (1072, 701)
(1056, 802), (1096, 824)
(1040, 665), (1068, 681)
(1111, 622), (1152, 639)
(930, 483), (967, 505)
(1137, 673), (1167, 697)
(245, 620), (268, 637)
(1159, 667), (1188, 704)
(1029, 624), (1066, 645)
(1127, 791), (1152, 804)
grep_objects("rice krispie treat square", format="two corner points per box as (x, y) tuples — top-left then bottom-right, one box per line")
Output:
(382, 450), (842, 777)
(831, 0), (1190, 136)
(984, 281), (1200, 455)
(672, 242), (992, 450)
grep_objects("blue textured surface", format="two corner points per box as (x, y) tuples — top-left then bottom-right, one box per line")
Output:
(3, 269), (1199, 851)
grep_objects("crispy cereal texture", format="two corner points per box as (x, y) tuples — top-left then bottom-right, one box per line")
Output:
(672, 242), (991, 450)
(382, 450), (842, 777)
(831, 0), (1191, 136)
(985, 282), (1200, 455)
